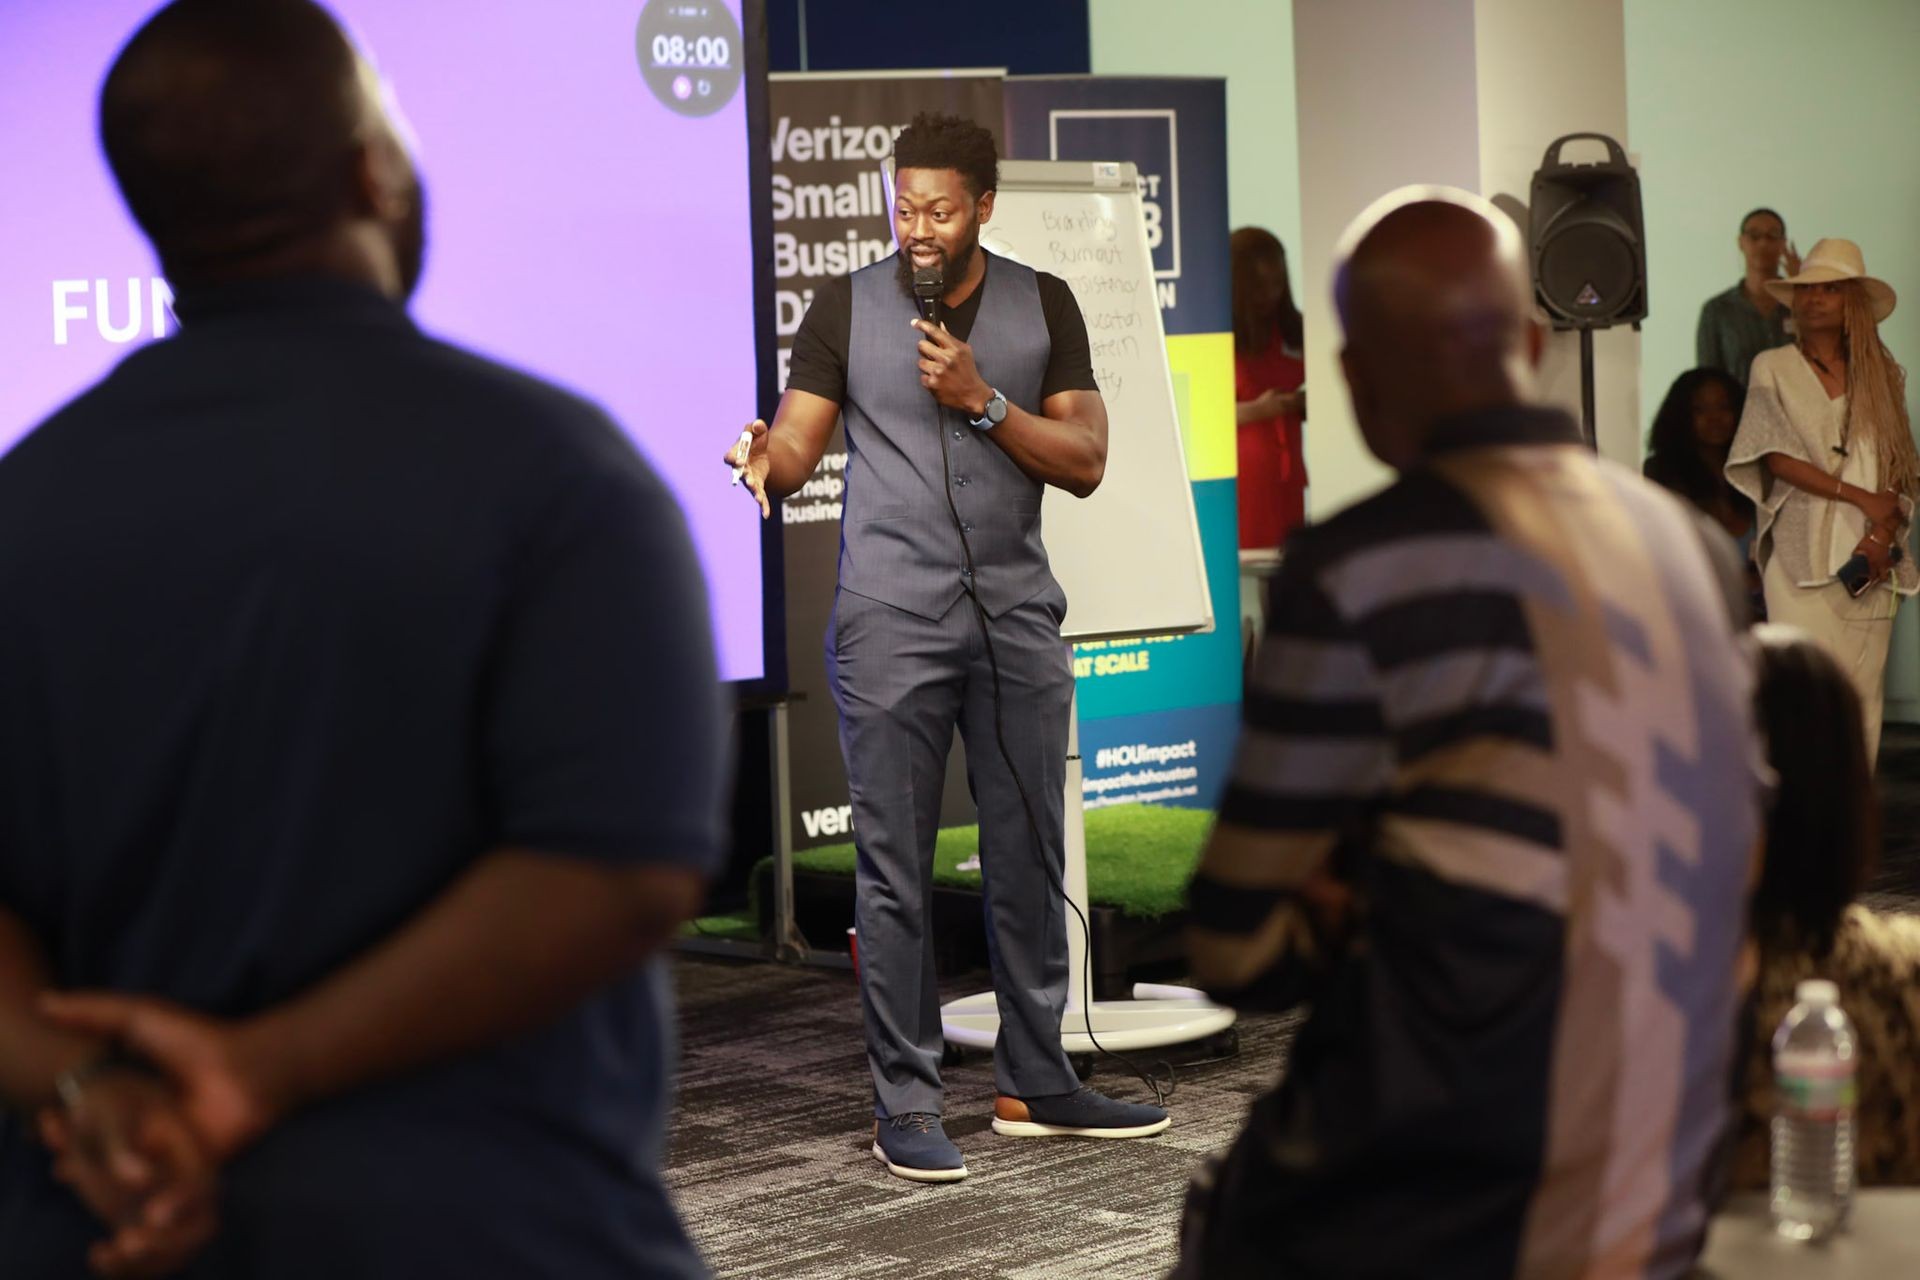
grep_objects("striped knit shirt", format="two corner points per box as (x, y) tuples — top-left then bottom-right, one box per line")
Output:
(1188, 406), (1763, 1279)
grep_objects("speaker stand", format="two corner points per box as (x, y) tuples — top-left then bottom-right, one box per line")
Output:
(1578, 327), (1597, 449)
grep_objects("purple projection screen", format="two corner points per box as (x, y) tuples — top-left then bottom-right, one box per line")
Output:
(0, 0), (772, 683)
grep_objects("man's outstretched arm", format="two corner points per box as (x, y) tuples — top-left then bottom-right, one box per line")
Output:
(725, 389), (843, 518)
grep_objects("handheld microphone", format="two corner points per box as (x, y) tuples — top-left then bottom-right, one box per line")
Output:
(912, 263), (944, 328)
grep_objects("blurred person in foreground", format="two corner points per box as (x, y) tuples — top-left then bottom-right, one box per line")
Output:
(0, 2), (727, 1276)
(1731, 626), (1920, 1189)
(1232, 227), (1308, 549)
(1174, 185), (1764, 1279)
(1725, 238), (1918, 761)
(1696, 207), (1797, 385)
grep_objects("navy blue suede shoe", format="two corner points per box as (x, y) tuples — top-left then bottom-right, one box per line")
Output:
(872, 1113), (968, 1182)
(992, 1086), (1170, 1139)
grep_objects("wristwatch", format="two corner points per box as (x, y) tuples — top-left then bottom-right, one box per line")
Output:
(970, 388), (1007, 431)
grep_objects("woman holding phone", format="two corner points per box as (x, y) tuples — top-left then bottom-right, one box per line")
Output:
(1727, 238), (1919, 757)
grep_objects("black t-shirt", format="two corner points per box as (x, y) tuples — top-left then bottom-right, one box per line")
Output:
(0, 279), (724, 1279)
(786, 255), (1100, 404)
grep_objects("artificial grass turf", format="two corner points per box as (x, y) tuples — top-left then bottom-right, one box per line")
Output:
(784, 803), (1212, 920)
(681, 910), (762, 942)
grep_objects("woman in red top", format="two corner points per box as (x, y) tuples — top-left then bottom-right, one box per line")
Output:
(1232, 228), (1307, 549)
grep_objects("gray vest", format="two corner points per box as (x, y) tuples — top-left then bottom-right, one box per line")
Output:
(839, 252), (1056, 619)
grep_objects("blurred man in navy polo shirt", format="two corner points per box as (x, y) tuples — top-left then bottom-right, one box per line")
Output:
(0, 2), (727, 1275)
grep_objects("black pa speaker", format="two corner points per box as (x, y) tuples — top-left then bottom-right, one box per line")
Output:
(1528, 133), (1646, 330)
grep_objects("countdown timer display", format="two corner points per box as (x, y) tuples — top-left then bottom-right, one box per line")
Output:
(636, 0), (742, 117)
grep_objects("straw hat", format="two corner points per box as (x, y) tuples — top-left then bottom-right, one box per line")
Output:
(1765, 238), (1896, 321)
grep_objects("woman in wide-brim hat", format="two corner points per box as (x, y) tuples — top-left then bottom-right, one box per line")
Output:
(1727, 238), (1920, 759)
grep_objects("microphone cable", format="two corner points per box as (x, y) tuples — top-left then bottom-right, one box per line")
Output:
(917, 275), (1174, 1107)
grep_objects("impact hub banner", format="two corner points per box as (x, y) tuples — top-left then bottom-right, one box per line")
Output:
(1004, 77), (1242, 816)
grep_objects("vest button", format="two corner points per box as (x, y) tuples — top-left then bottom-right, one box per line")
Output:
(953, 430), (964, 440)
(955, 476), (969, 486)
(962, 523), (973, 534)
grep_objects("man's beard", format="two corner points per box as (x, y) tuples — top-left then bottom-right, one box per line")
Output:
(895, 229), (979, 294)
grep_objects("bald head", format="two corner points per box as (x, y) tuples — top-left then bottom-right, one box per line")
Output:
(1332, 188), (1541, 469)
(101, 0), (423, 295)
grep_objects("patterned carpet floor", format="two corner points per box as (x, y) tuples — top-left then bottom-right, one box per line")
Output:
(665, 957), (1300, 1280)
(666, 726), (1920, 1279)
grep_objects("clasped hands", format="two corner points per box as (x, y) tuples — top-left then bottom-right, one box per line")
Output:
(33, 994), (279, 1277)
(1851, 488), (1909, 587)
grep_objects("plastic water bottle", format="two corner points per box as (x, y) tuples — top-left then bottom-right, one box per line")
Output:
(1770, 979), (1857, 1240)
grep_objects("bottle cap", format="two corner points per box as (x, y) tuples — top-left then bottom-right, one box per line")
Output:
(1796, 979), (1839, 1006)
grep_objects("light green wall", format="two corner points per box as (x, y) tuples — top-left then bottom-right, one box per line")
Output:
(1626, 0), (1920, 717)
(1088, 0), (1301, 258)
(1089, 0), (1920, 716)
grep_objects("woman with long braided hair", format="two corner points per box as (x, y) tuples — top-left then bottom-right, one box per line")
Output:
(1727, 238), (1920, 756)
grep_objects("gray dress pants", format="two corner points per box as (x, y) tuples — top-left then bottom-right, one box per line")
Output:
(827, 584), (1081, 1117)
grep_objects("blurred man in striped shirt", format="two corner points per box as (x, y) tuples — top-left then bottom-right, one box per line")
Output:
(1177, 188), (1763, 1279)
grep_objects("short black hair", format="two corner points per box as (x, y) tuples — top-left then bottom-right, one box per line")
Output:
(1750, 626), (1878, 958)
(892, 113), (998, 201)
(100, 0), (364, 279)
(1740, 207), (1785, 235)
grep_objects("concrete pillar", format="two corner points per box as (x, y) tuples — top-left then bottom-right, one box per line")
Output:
(1293, 0), (1635, 517)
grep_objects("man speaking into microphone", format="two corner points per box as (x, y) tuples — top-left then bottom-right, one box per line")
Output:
(724, 113), (1168, 1182)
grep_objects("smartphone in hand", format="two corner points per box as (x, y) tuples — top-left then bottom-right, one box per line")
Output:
(1838, 553), (1874, 598)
